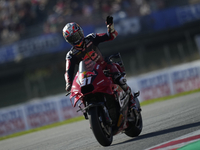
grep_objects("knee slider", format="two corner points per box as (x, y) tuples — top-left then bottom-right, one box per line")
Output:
(114, 75), (127, 85)
(119, 76), (127, 85)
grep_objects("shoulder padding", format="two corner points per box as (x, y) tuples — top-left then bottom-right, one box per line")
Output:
(86, 33), (96, 38)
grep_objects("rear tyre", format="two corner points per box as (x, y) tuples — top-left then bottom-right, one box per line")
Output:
(88, 107), (113, 146)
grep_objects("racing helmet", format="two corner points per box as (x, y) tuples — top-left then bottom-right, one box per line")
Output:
(63, 22), (84, 47)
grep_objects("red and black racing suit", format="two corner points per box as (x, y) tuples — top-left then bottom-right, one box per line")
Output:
(64, 31), (120, 86)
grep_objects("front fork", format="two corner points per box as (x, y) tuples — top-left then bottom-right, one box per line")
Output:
(77, 102), (88, 119)
(77, 101), (112, 126)
(83, 102), (113, 136)
(128, 91), (141, 123)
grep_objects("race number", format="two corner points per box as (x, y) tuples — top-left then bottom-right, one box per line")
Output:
(81, 76), (92, 87)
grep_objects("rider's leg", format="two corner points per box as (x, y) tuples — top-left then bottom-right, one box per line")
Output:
(114, 73), (136, 107)
(106, 63), (136, 107)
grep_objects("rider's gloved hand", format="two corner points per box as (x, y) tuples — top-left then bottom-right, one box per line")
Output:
(106, 15), (113, 25)
(106, 16), (115, 33)
(65, 82), (72, 92)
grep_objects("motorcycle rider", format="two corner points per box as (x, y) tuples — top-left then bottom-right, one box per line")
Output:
(63, 16), (136, 108)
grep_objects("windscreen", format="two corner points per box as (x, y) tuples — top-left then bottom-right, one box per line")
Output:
(79, 59), (96, 73)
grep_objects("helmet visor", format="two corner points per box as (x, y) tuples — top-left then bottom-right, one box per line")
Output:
(65, 31), (83, 46)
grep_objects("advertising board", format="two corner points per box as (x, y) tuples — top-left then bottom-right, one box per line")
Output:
(0, 106), (27, 136)
(24, 100), (60, 129)
(172, 67), (200, 93)
(137, 73), (171, 100)
(58, 97), (82, 121)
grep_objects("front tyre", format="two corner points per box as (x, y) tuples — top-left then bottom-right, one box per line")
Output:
(125, 111), (143, 137)
(88, 107), (113, 146)
(125, 97), (143, 137)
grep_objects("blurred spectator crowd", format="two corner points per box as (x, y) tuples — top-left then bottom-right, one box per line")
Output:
(0, 0), (48, 45)
(1, 0), (200, 45)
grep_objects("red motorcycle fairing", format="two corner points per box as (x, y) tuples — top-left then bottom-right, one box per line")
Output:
(68, 55), (142, 146)
(70, 61), (124, 107)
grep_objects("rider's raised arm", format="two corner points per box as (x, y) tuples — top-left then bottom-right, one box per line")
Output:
(94, 29), (118, 43)
(92, 15), (118, 45)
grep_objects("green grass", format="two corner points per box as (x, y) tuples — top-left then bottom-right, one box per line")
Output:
(1, 88), (200, 141)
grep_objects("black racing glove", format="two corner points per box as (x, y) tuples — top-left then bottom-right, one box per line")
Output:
(106, 16), (115, 33)
(65, 82), (72, 92)
(106, 15), (113, 25)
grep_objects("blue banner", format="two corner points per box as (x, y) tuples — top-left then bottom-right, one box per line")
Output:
(141, 3), (200, 32)
(0, 45), (17, 64)
(0, 25), (95, 64)
(0, 33), (68, 64)
(176, 4), (200, 24)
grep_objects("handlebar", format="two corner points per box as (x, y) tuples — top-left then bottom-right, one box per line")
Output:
(66, 92), (71, 96)
(109, 53), (121, 60)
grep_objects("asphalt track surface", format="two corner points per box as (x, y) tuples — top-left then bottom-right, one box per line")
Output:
(1, 92), (200, 150)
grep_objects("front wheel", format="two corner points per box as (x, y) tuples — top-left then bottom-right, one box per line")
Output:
(125, 111), (143, 137)
(125, 97), (143, 137)
(88, 106), (113, 146)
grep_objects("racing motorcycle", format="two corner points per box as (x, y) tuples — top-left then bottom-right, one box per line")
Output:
(66, 53), (142, 146)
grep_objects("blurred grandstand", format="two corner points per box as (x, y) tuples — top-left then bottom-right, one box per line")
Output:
(1, 0), (200, 107)
(0, 0), (193, 45)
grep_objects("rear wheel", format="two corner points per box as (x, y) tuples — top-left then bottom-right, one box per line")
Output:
(88, 106), (113, 146)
